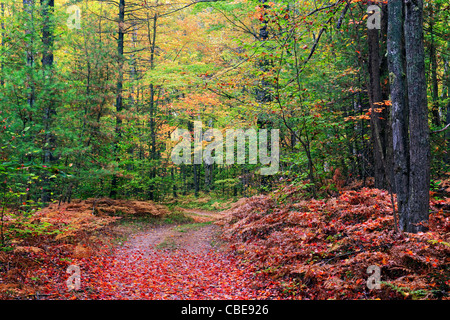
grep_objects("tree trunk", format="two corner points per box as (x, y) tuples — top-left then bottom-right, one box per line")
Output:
(1, 2), (5, 87)
(446, 100), (450, 166)
(367, 27), (386, 190)
(256, 0), (271, 103)
(23, 0), (35, 130)
(380, 2), (394, 192)
(110, 0), (125, 199)
(193, 164), (199, 198)
(41, 0), (55, 203)
(149, 83), (156, 159)
(204, 162), (212, 193)
(387, 0), (409, 230)
(171, 167), (177, 198)
(148, 13), (157, 160)
(429, 7), (440, 127)
(404, 0), (430, 233)
(41, 7), (55, 156)
(444, 43), (450, 166)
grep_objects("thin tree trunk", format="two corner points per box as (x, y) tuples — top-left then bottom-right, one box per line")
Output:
(444, 42), (450, 166)
(110, 0), (125, 199)
(446, 70), (450, 166)
(367, 26), (386, 189)
(256, 0), (271, 104)
(429, 7), (440, 127)
(41, 0), (55, 203)
(147, 13), (157, 160)
(193, 164), (199, 198)
(1, 1), (4, 87)
(446, 100), (450, 166)
(23, 0), (34, 123)
(145, 12), (158, 200)
(380, 2), (394, 192)
(171, 167), (177, 198)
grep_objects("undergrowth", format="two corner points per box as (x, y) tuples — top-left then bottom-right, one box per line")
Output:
(218, 186), (450, 300)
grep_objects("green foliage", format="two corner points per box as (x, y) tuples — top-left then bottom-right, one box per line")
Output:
(0, 0), (447, 207)
(8, 212), (61, 239)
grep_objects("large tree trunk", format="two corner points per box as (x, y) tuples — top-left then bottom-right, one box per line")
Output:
(404, 0), (430, 233)
(387, 0), (409, 230)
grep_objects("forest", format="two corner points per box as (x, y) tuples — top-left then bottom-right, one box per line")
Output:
(0, 0), (449, 301)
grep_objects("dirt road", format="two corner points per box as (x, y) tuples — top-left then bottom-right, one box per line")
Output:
(66, 209), (278, 299)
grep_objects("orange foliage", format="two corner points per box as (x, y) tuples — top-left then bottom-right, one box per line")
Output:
(219, 187), (450, 299)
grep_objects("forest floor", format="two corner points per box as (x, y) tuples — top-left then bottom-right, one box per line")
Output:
(0, 205), (279, 300)
(1, 186), (449, 300)
(55, 208), (280, 300)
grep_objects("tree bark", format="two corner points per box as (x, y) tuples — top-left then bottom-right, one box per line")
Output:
(41, 0), (55, 164)
(41, 0), (56, 203)
(429, 6), (440, 127)
(444, 42), (450, 166)
(367, 27), (386, 190)
(446, 99), (450, 166)
(23, 0), (35, 126)
(193, 164), (199, 198)
(1, 2), (5, 87)
(387, 0), (409, 230)
(147, 13), (157, 160)
(256, 0), (271, 103)
(110, 0), (125, 199)
(404, 0), (430, 233)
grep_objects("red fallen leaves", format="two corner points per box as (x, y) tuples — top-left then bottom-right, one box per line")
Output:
(219, 187), (450, 299)
(2, 188), (448, 300)
(36, 238), (280, 300)
(1, 201), (280, 300)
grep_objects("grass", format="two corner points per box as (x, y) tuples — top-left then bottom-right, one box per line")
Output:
(155, 221), (216, 250)
(173, 221), (212, 233)
(163, 192), (238, 211)
(155, 238), (178, 250)
(116, 209), (193, 229)
(110, 207), (195, 245)
(104, 197), (227, 249)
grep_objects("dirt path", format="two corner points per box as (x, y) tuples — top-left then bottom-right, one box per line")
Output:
(119, 221), (218, 253)
(67, 209), (279, 300)
(119, 208), (222, 253)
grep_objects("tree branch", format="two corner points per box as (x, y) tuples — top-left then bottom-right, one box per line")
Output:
(431, 123), (450, 134)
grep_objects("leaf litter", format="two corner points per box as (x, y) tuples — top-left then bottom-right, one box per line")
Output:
(1, 191), (448, 300)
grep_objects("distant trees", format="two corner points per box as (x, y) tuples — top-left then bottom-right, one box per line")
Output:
(0, 0), (448, 234)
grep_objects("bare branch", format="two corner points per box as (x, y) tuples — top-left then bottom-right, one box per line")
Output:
(431, 123), (450, 134)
